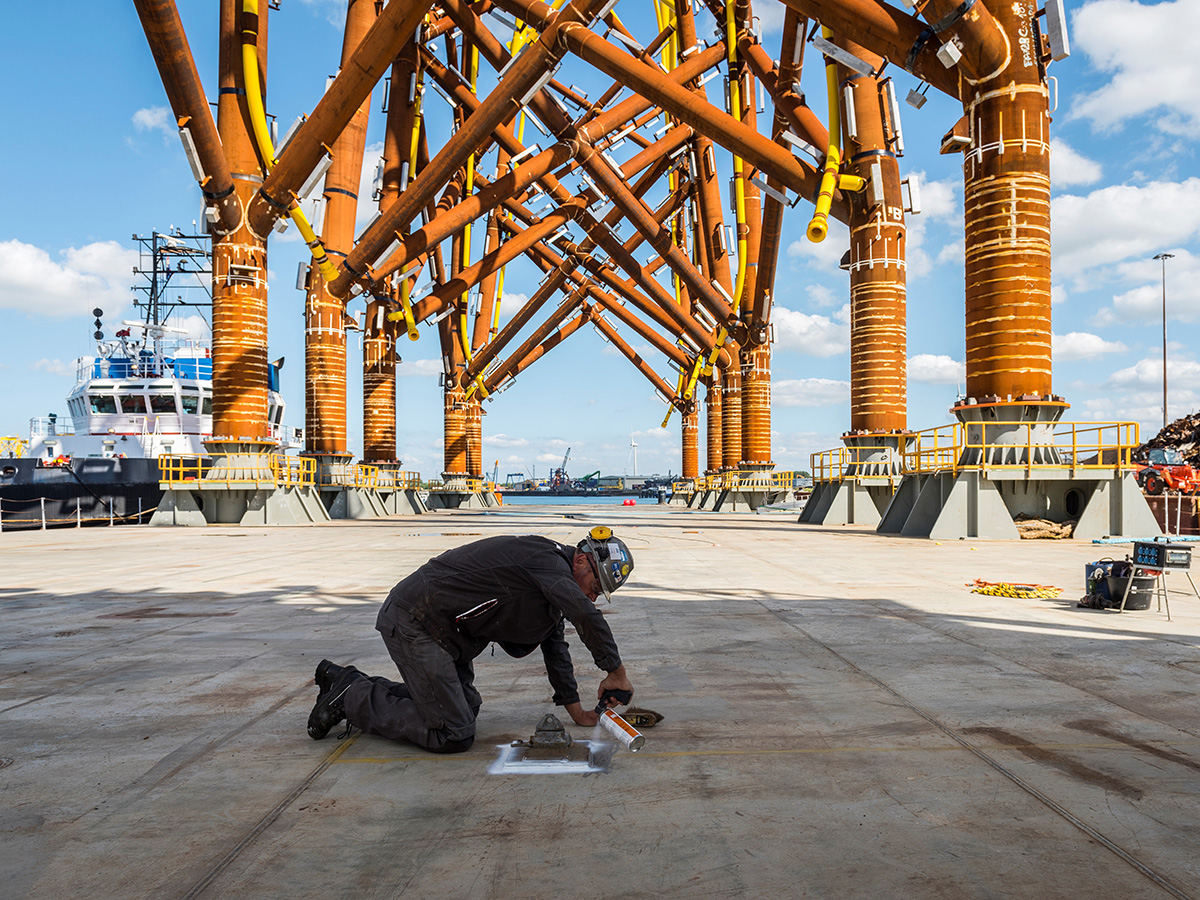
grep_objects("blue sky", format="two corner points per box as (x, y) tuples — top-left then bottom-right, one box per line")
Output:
(1, 0), (1197, 481)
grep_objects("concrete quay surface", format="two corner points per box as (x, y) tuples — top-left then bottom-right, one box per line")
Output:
(2, 505), (1199, 899)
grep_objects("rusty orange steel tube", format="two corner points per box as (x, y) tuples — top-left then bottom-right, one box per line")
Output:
(484, 296), (589, 392)
(741, 346), (772, 465)
(331, 0), (612, 298)
(363, 297), (397, 461)
(134, 0), (240, 234)
(462, 267), (575, 386)
(705, 376), (722, 474)
(776, 0), (960, 100)
(249, 0), (435, 237)
(589, 292), (692, 370)
(841, 43), (907, 433)
(682, 405), (699, 479)
(443, 384), (469, 476)
(592, 314), (681, 407)
(552, 18), (842, 220)
(959, 0), (1052, 402)
(306, 0), (376, 458)
(720, 352), (742, 470)
(207, 0), (272, 446)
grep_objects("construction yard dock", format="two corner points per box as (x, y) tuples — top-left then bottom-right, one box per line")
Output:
(3, 507), (1199, 899)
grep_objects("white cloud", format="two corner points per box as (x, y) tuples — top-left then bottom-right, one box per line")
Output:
(1049, 139), (1103, 186)
(805, 283), (838, 308)
(356, 142), (385, 234)
(496, 292), (531, 324)
(912, 173), (959, 221)
(30, 358), (73, 377)
(786, 218), (850, 270)
(935, 239), (964, 267)
(908, 354), (964, 384)
(1051, 283), (1069, 306)
(1053, 331), (1127, 361)
(772, 304), (849, 357)
(397, 358), (442, 376)
(1107, 356), (1200, 390)
(132, 106), (173, 141)
(754, 0), (786, 34)
(773, 378), (849, 407)
(1071, 0), (1200, 137)
(0, 239), (138, 317)
(1090, 249), (1200, 325)
(488, 434), (530, 448)
(1052, 178), (1200, 280)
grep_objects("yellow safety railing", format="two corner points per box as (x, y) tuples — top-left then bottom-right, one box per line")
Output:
(809, 446), (903, 486)
(158, 453), (316, 488)
(902, 420), (1142, 477)
(375, 469), (422, 491)
(273, 455), (317, 487)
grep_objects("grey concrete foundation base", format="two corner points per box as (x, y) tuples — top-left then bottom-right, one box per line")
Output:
(380, 489), (427, 515)
(878, 470), (1162, 540)
(711, 489), (787, 512)
(325, 488), (388, 520)
(798, 482), (890, 526)
(148, 489), (208, 527)
(149, 486), (330, 526)
(1072, 473), (1163, 539)
(426, 491), (495, 510)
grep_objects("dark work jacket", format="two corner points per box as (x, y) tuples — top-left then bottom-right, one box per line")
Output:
(378, 535), (622, 707)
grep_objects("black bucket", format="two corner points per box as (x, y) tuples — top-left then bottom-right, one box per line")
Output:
(1106, 575), (1156, 610)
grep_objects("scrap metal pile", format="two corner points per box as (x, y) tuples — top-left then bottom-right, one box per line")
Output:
(135, 0), (1069, 483)
(1134, 414), (1200, 466)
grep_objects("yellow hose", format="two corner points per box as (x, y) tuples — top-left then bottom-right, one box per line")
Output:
(807, 27), (841, 243)
(725, 0), (748, 308)
(240, 0), (338, 282)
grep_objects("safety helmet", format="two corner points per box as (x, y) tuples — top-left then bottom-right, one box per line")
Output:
(577, 525), (634, 601)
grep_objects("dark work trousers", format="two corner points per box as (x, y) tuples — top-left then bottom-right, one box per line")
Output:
(343, 605), (481, 752)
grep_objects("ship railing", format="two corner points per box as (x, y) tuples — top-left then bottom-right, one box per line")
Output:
(28, 416), (77, 438)
(272, 424), (303, 448)
(901, 420), (1142, 477)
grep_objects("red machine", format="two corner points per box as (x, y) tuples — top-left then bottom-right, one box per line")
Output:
(1136, 448), (1200, 495)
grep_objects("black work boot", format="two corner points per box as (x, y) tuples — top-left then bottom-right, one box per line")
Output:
(314, 659), (346, 694)
(307, 665), (363, 740)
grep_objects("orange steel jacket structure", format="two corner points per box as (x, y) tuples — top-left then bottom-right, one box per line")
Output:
(134, 0), (1068, 485)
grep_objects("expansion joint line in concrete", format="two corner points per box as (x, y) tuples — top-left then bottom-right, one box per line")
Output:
(181, 733), (361, 900)
(755, 600), (1197, 900)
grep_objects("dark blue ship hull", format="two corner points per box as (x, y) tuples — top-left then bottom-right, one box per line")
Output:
(0, 458), (164, 529)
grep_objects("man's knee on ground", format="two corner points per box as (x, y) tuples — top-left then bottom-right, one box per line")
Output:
(430, 735), (474, 754)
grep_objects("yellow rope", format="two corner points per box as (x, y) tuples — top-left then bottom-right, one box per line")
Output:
(968, 579), (1063, 600)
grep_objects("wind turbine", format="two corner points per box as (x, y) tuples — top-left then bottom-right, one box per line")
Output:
(628, 434), (638, 477)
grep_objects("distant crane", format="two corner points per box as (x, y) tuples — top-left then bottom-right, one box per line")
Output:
(490, 460), (499, 484)
(550, 446), (571, 489)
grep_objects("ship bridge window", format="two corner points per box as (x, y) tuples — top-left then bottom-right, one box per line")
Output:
(89, 394), (117, 414)
(150, 394), (178, 414)
(273, 405), (284, 425)
(202, 396), (213, 415)
(181, 393), (200, 414)
(121, 394), (148, 414)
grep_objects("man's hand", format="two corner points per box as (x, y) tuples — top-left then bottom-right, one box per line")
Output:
(564, 701), (600, 727)
(597, 664), (634, 707)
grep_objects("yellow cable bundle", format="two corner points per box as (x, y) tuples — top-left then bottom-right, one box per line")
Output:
(240, 0), (338, 282)
(968, 580), (1063, 600)
(807, 27), (842, 243)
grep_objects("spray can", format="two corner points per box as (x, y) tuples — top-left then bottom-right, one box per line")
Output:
(598, 708), (645, 752)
